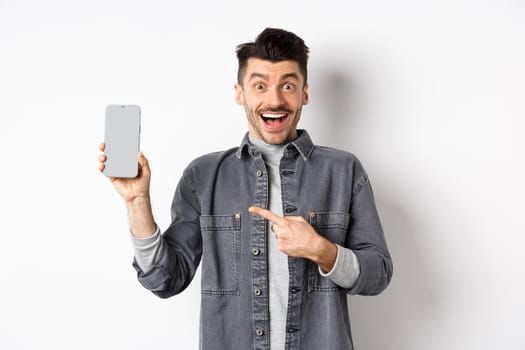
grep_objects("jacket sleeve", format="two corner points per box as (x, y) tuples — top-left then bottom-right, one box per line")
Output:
(346, 173), (393, 296)
(132, 168), (202, 299)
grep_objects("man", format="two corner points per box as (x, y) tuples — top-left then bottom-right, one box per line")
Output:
(99, 28), (392, 350)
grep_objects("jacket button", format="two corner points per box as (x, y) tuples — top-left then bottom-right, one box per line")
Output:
(285, 206), (297, 213)
(256, 329), (264, 336)
(287, 328), (298, 333)
(254, 288), (262, 296)
(234, 213), (240, 219)
(290, 287), (301, 294)
(256, 170), (263, 177)
(252, 248), (260, 256)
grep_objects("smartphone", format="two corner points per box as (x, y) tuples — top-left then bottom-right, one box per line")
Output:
(103, 104), (141, 178)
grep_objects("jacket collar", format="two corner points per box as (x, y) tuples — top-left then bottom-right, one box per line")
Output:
(236, 129), (314, 161)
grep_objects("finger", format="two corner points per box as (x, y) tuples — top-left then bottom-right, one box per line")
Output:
(98, 154), (107, 163)
(99, 163), (105, 172)
(249, 206), (284, 224)
(99, 142), (105, 152)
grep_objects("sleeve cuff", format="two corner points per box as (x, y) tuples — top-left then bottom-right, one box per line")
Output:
(319, 244), (361, 289)
(130, 226), (163, 272)
(130, 225), (160, 243)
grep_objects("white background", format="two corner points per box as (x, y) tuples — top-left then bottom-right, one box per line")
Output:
(1, 0), (524, 349)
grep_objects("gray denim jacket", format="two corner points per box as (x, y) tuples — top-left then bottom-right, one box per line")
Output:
(133, 130), (393, 350)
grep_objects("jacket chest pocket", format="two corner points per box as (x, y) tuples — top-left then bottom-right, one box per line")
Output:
(199, 214), (241, 295)
(307, 211), (350, 292)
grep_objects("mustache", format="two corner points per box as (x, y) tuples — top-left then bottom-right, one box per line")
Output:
(257, 106), (293, 114)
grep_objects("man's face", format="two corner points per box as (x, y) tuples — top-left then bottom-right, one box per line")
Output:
(235, 58), (309, 145)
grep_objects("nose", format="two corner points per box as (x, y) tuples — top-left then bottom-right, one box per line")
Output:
(265, 86), (284, 107)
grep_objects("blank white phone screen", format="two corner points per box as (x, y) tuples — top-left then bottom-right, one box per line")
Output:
(104, 104), (141, 178)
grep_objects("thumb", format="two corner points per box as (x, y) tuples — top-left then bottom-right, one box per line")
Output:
(138, 151), (151, 175)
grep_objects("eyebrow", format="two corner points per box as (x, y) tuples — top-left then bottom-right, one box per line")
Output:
(248, 72), (300, 82)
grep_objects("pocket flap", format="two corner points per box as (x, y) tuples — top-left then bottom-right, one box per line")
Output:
(309, 212), (350, 230)
(199, 214), (241, 231)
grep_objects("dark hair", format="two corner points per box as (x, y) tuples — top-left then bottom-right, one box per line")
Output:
(236, 28), (309, 84)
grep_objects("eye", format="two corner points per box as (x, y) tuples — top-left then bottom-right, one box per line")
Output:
(283, 83), (295, 91)
(255, 83), (265, 90)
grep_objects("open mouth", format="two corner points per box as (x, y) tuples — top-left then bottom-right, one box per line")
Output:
(260, 113), (288, 129)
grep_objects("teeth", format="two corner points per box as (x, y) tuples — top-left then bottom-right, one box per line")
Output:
(262, 113), (286, 119)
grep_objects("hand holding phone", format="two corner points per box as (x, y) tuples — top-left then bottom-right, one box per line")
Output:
(99, 105), (156, 237)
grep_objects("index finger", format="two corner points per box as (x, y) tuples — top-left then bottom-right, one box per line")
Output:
(248, 206), (284, 224)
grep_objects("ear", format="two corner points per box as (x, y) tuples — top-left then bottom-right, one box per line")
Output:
(234, 83), (244, 105)
(302, 83), (309, 105)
